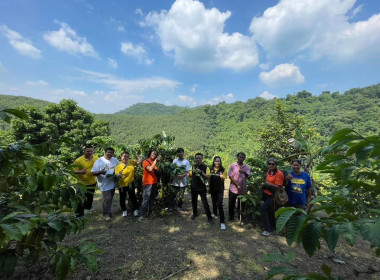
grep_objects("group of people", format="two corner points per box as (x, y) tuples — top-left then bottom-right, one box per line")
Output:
(73, 146), (312, 234)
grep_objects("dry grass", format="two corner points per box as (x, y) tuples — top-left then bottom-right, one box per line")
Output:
(10, 191), (380, 280)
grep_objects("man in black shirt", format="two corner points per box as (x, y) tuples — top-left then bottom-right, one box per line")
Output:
(190, 153), (213, 223)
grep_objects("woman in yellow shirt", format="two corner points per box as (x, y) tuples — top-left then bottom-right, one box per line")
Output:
(115, 152), (139, 217)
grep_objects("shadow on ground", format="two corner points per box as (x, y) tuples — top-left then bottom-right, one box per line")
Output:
(10, 191), (380, 280)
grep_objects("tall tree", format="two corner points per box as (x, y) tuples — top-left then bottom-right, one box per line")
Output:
(11, 99), (110, 161)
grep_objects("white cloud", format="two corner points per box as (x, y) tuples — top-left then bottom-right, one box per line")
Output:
(173, 92), (235, 107)
(190, 84), (198, 93)
(78, 69), (181, 97)
(349, 4), (362, 18)
(315, 14), (380, 62)
(144, 0), (258, 72)
(205, 93), (235, 105)
(117, 26), (125, 32)
(107, 58), (118, 69)
(0, 25), (41, 59)
(259, 63), (271, 70)
(260, 91), (278, 100)
(26, 80), (49, 86)
(249, 0), (380, 62)
(259, 63), (305, 87)
(177, 95), (197, 107)
(43, 21), (98, 57)
(135, 8), (144, 17)
(121, 42), (153, 64)
(52, 88), (86, 96)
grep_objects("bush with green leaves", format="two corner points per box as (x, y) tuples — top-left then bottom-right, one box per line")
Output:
(269, 128), (380, 279)
(0, 139), (101, 279)
(11, 99), (110, 163)
(0, 109), (101, 279)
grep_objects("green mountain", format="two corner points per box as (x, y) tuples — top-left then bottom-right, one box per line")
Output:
(0, 94), (51, 110)
(116, 102), (186, 115)
(1, 83), (380, 159)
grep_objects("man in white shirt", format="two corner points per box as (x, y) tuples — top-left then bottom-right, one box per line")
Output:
(168, 148), (190, 211)
(91, 147), (119, 220)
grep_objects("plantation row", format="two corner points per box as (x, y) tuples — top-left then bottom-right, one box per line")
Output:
(0, 101), (379, 279)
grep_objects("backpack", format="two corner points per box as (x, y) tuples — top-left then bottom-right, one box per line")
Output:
(274, 169), (288, 206)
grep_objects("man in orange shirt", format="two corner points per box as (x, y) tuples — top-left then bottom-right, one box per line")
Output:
(260, 158), (284, 236)
(138, 150), (160, 220)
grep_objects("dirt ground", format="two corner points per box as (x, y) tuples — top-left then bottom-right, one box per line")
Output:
(10, 190), (380, 280)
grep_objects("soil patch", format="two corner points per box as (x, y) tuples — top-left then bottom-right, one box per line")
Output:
(10, 191), (380, 280)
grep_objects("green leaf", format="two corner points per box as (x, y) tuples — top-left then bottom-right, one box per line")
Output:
(51, 253), (70, 280)
(262, 251), (295, 263)
(338, 222), (358, 246)
(1, 212), (23, 222)
(0, 223), (23, 241)
(70, 256), (78, 270)
(295, 129), (308, 152)
(2, 108), (29, 120)
(321, 263), (331, 277)
(48, 221), (64, 232)
(276, 209), (297, 232)
(329, 128), (356, 145)
(81, 255), (98, 273)
(327, 225), (340, 252)
(346, 140), (373, 157)
(360, 221), (380, 248)
(266, 266), (297, 280)
(285, 214), (307, 246)
(2, 251), (18, 276)
(16, 221), (32, 235)
(302, 221), (322, 257)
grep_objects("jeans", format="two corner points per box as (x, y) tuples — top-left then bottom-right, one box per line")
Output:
(228, 191), (245, 220)
(260, 193), (276, 232)
(118, 186), (138, 211)
(139, 184), (157, 217)
(75, 183), (96, 217)
(191, 189), (212, 219)
(102, 188), (115, 217)
(168, 186), (186, 209)
(210, 189), (225, 223)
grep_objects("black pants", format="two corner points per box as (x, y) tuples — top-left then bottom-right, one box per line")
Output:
(228, 191), (245, 220)
(191, 189), (212, 219)
(210, 189), (225, 223)
(260, 193), (276, 232)
(118, 186), (138, 211)
(76, 184), (96, 217)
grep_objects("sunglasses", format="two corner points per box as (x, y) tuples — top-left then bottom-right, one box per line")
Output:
(268, 163), (276, 166)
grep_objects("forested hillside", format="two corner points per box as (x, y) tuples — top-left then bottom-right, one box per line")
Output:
(0, 94), (51, 110)
(95, 83), (380, 157)
(1, 84), (379, 158)
(116, 102), (186, 115)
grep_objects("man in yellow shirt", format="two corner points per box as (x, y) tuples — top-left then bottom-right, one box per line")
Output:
(73, 145), (98, 217)
(115, 151), (140, 217)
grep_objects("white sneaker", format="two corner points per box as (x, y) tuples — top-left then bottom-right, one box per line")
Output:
(262, 230), (271, 237)
(122, 210), (128, 217)
(211, 214), (217, 219)
(220, 223), (226, 230)
(134, 210), (139, 217)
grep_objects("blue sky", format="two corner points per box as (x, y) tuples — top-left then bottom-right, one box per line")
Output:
(0, 0), (379, 113)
